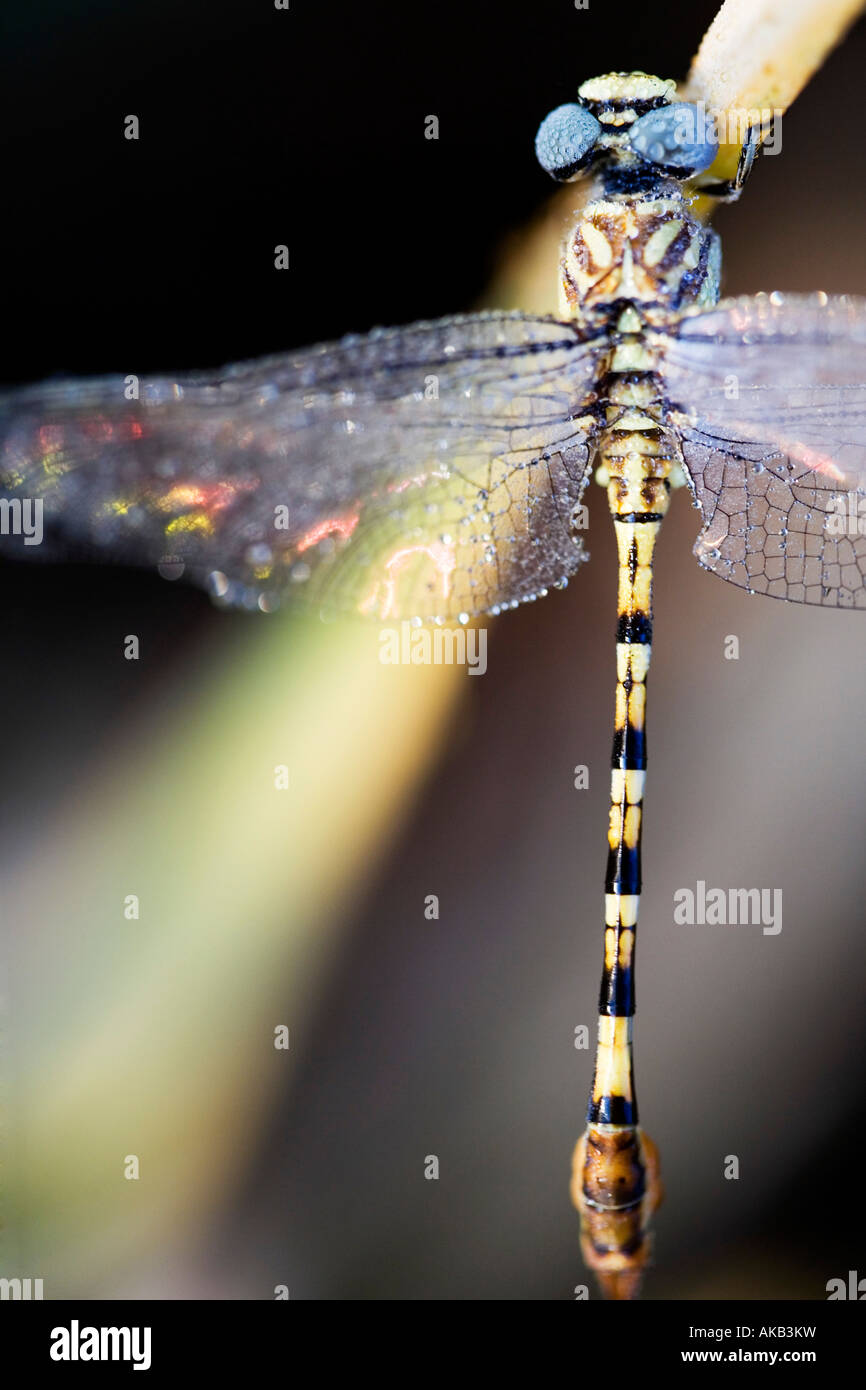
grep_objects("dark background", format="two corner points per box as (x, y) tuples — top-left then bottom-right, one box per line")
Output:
(2, 0), (866, 1300)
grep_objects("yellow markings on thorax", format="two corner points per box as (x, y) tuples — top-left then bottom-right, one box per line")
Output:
(682, 231), (702, 269)
(581, 222), (614, 270)
(560, 185), (708, 321)
(643, 219), (683, 267)
(592, 1016), (634, 1104)
(581, 198), (630, 220)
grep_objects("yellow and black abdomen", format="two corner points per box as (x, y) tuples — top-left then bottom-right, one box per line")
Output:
(594, 370), (675, 1092)
(573, 363), (673, 1296)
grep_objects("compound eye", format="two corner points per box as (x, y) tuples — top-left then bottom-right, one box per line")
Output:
(535, 103), (602, 181)
(628, 102), (717, 175)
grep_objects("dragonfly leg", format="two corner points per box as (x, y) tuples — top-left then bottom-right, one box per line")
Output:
(696, 119), (768, 201)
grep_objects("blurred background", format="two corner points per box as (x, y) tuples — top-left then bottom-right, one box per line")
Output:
(1, 0), (865, 1300)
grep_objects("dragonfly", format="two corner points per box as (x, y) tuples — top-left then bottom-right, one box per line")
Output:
(2, 70), (865, 1298)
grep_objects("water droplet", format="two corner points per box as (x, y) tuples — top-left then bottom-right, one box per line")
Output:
(158, 560), (185, 582)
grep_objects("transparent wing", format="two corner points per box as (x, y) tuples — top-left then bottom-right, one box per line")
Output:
(0, 312), (606, 620)
(661, 294), (866, 488)
(658, 293), (866, 608)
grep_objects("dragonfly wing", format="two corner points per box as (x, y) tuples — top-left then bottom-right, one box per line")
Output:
(0, 313), (606, 620)
(659, 294), (866, 608)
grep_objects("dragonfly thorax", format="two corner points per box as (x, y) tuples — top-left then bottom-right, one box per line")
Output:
(560, 197), (721, 322)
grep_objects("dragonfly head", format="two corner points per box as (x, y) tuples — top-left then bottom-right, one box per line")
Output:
(535, 73), (718, 184)
(535, 74), (722, 318)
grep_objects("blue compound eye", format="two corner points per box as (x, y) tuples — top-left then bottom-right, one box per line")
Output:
(535, 103), (602, 181)
(628, 103), (717, 174)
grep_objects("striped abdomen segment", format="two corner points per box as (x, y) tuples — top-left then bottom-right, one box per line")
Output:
(573, 386), (671, 1298)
